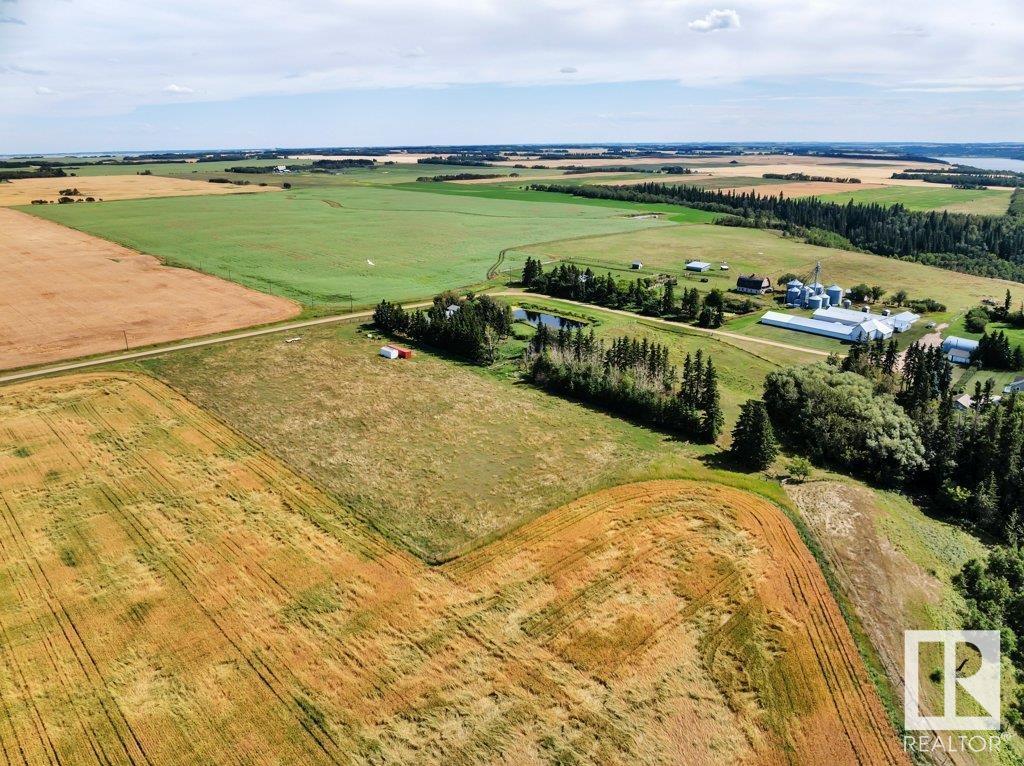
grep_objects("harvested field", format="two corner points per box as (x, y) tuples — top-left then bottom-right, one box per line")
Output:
(0, 372), (905, 764)
(0, 173), (278, 206)
(0, 208), (298, 370)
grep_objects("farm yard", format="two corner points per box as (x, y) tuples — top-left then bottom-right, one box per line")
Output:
(512, 221), (1020, 319)
(0, 372), (904, 765)
(0, 208), (298, 370)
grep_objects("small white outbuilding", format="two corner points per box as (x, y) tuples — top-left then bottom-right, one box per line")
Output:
(379, 346), (399, 359)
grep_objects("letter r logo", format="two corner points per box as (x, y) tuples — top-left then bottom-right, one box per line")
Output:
(904, 630), (1000, 731)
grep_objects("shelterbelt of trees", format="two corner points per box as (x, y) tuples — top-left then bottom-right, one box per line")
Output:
(373, 293), (513, 365)
(532, 182), (1024, 282)
(526, 327), (723, 442)
(522, 258), (746, 329)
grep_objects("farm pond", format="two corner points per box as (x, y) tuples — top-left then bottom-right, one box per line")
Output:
(513, 308), (585, 330)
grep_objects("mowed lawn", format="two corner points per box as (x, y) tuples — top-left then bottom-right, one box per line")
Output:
(22, 185), (673, 307)
(815, 185), (1013, 215)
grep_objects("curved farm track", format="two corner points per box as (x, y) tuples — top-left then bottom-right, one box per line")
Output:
(0, 373), (904, 765)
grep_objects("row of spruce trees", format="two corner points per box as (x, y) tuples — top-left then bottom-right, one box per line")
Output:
(525, 324), (723, 442)
(522, 258), (729, 328)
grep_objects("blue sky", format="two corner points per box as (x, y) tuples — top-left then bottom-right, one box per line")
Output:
(2, 1), (1023, 153)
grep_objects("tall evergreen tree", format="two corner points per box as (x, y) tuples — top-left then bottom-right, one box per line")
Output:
(730, 400), (778, 470)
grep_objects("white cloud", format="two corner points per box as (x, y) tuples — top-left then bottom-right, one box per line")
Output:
(34, 85), (55, 95)
(688, 9), (740, 33)
(0, 0), (1022, 125)
(0, 12), (25, 23)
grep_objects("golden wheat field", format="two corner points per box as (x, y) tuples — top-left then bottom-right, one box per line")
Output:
(0, 373), (905, 765)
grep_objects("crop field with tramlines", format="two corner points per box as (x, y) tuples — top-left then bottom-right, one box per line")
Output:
(0, 373), (904, 765)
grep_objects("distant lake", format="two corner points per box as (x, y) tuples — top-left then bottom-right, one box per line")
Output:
(937, 156), (1024, 173)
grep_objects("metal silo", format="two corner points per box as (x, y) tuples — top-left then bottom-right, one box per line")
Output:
(827, 284), (843, 306)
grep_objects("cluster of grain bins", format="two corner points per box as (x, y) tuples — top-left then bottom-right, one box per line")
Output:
(380, 344), (413, 360)
(785, 279), (847, 310)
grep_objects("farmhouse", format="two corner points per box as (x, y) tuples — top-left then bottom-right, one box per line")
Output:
(736, 274), (772, 295)
(954, 393), (1002, 411)
(1004, 377), (1024, 394)
(941, 336), (978, 365)
(685, 261), (711, 272)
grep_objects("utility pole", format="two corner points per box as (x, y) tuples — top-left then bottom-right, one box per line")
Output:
(122, 330), (129, 351)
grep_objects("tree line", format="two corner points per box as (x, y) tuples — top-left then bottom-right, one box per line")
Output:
(523, 258), (742, 328)
(762, 172), (860, 183)
(373, 294), (512, 365)
(763, 344), (1023, 542)
(530, 182), (1024, 283)
(525, 326), (723, 442)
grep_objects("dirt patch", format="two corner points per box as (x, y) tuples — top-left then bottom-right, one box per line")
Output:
(0, 208), (298, 370)
(0, 373), (906, 765)
(788, 481), (941, 667)
(0, 174), (280, 206)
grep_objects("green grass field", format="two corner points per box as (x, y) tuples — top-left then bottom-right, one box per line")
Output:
(816, 185), (1013, 215)
(21, 184), (679, 307)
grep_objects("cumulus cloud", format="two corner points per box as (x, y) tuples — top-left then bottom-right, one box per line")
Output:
(34, 85), (54, 95)
(0, 0), (1021, 128)
(0, 13), (25, 23)
(688, 9), (740, 33)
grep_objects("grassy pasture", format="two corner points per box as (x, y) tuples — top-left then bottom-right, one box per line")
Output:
(21, 185), (676, 308)
(816, 185), (1013, 214)
(134, 317), (794, 561)
(0, 373), (904, 765)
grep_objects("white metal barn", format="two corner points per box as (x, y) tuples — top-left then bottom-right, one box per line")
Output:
(685, 261), (711, 272)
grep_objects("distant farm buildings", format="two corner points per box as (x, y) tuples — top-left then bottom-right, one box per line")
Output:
(941, 336), (979, 365)
(631, 260), (643, 270)
(685, 261), (711, 272)
(735, 274), (772, 295)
